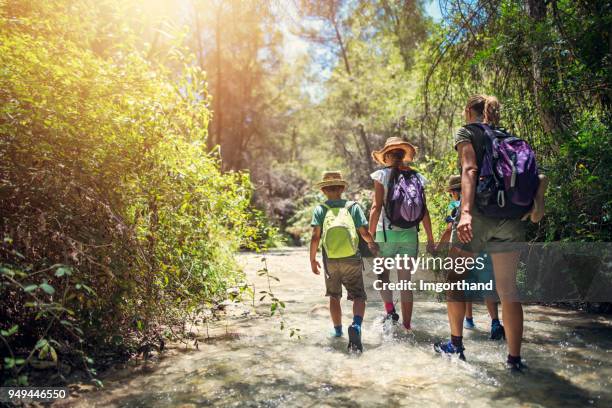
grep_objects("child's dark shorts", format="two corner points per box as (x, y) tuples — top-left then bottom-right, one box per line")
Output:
(324, 258), (367, 301)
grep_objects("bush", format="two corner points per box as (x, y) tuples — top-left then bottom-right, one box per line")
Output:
(0, 4), (256, 385)
(535, 112), (612, 241)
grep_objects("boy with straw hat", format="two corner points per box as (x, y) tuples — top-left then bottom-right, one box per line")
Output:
(310, 171), (379, 352)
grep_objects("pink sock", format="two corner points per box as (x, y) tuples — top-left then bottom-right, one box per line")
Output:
(384, 302), (395, 313)
(403, 321), (411, 330)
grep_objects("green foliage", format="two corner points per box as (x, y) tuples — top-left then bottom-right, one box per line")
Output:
(256, 256), (300, 338)
(537, 112), (612, 241)
(416, 152), (459, 238)
(243, 208), (285, 250)
(417, 0), (611, 241)
(0, 1), (258, 385)
(286, 191), (321, 245)
(287, 0), (610, 243)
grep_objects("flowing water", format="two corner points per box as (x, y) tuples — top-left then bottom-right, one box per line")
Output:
(60, 248), (612, 408)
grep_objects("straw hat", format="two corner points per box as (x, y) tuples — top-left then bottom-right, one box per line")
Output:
(314, 171), (348, 189)
(447, 175), (461, 191)
(371, 137), (417, 165)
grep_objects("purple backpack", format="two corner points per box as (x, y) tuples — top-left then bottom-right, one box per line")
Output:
(474, 123), (539, 218)
(384, 170), (426, 236)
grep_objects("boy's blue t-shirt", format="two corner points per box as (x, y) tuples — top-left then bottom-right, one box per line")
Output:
(445, 200), (461, 224)
(310, 199), (368, 229)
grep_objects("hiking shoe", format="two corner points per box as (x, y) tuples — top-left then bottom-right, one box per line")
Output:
(506, 360), (528, 373)
(384, 311), (400, 323)
(348, 324), (363, 352)
(490, 322), (505, 340)
(464, 317), (475, 329)
(434, 340), (466, 361)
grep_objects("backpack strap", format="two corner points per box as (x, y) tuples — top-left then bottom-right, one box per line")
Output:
(382, 217), (387, 242)
(318, 203), (331, 225)
(472, 123), (503, 184)
(344, 201), (360, 229)
(319, 204), (331, 277)
(382, 168), (396, 229)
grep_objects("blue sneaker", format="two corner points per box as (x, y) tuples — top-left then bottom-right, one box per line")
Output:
(491, 321), (505, 340)
(330, 329), (343, 338)
(434, 340), (466, 361)
(348, 324), (363, 352)
(464, 317), (475, 329)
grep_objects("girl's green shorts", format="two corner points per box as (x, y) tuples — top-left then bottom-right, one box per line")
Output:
(375, 228), (418, 258)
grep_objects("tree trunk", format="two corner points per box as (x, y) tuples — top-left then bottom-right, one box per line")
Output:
(526, 0), (563, 135)
(192, 1), (205, 71)
(290, 127), (298, 162)
(332, 18), (351, 76)
(357, 124), (374, 174)
(213, 3), (223, 151)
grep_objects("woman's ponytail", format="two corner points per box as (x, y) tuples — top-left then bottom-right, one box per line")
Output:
(484, 95), (501, 126)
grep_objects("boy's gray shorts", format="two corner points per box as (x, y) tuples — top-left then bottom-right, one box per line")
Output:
(324, 258), (367, 301)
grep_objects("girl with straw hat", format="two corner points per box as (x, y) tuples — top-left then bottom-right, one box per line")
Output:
(368, 137), (436, 331)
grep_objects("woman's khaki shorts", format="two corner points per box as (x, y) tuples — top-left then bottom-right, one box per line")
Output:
(324, 258), (367, 301)
(451, 210), (526, 254)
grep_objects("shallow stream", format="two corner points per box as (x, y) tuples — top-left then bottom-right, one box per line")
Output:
(61, 248), (612, 407)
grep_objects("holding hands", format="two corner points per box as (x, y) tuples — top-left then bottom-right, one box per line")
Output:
(367, 241), (380, 257)
(456, 212), (473, 243)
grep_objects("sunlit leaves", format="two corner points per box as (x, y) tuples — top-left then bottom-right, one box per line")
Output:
(0, 0), (259, 386)
(39, 283), (55, 295)
(54, 266), (72, 277)
(23, 284), (38, 293)
(0, 325), (19, 337)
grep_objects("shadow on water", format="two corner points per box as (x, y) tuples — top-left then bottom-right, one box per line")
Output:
(569, 323), (612, 345)
(489, 368), (608, 408)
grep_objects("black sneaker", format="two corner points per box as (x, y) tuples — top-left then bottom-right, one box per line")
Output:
(434, 340), (466, 361)
(384, 311), (400, 323)
(348, 324), (363, 352)
(506, 360), (528, 373)
(491, 322), (505, 340)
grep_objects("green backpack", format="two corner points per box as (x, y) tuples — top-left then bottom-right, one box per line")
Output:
(321, 201), (359, 258)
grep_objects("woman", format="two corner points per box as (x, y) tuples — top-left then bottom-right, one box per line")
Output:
(435, 175), (505, 340)
(368, 137), (435, 331)
(434, 94), (529, 370)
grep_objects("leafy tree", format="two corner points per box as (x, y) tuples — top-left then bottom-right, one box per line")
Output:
(0, 0), (259, 385)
